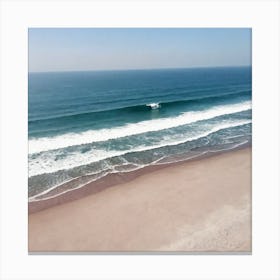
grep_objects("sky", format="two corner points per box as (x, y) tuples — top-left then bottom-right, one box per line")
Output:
(29, 28), (251, 72)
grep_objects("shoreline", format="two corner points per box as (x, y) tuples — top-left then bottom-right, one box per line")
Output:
(29, 147), (251, 252)
(29, 143), (251, 214)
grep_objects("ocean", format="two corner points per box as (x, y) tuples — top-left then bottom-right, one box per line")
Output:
(28, 66), (252, 201)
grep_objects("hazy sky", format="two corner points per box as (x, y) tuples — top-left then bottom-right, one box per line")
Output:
(29, 28), (251, 72)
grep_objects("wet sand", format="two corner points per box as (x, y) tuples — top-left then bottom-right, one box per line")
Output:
(28, 147), (251, 252)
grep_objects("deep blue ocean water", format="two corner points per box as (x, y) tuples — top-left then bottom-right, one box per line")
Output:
(28, 67), (252, 199)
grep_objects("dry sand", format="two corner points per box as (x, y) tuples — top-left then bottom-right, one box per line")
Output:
(28, 148), (251, 252)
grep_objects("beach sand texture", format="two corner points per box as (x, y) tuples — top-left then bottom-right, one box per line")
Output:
(29, 148), (251, 252)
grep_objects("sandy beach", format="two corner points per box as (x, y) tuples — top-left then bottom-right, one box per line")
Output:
(28, 147), (251, 252)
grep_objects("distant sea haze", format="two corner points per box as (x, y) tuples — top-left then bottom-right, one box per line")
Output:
(28, 67), (252, 200)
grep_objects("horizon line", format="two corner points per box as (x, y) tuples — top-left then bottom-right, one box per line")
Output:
(28, 65), (252, 74)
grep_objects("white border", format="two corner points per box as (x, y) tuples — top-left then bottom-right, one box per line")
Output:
(0, 0), (279, 279)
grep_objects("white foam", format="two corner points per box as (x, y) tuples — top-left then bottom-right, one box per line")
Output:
(29, 101), (251, 154)
(29, 164), (144, 202)
(147, 103), (160, 109)
(29, 121), (251, 202)
(28, 120), (251, 177)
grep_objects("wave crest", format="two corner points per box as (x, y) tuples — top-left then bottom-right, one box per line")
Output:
(28, 120), (251, 177)
(146, 103), (160, 109)
(29, 101), (251, 155)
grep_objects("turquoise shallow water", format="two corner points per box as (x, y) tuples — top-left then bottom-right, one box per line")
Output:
(28, 67), (252, 199)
